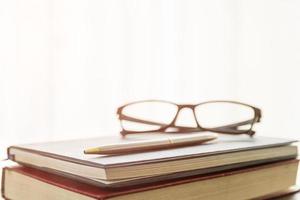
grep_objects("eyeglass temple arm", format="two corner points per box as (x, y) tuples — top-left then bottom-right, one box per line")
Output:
(171, 119), (255, 134)
(119, 114), (255, 132)
(119, 114), (167, 126)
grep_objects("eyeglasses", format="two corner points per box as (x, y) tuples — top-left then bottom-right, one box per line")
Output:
(117, 100), (261, 136)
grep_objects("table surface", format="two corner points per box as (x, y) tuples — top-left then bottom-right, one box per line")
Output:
(278, 193), (300, 200)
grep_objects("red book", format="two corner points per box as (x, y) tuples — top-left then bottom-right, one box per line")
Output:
(2, 160), (299, 200)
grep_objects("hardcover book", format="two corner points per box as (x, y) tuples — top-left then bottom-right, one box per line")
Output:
(2, 160), (299, 200)
(7, 134), (297, 187)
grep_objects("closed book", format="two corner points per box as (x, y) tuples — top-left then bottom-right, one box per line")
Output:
(7, 134), (297, 187)
(2, 160), (299, 200)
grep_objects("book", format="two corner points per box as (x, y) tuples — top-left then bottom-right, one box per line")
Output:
(2, 160), (299, 200)
(7, 134), (297, 187)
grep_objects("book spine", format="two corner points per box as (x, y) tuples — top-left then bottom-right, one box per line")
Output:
(1, 168), (7, 200)
(6, 147), (14, 161)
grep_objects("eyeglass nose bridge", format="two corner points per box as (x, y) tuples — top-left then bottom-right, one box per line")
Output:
(177, 104), (195, 109)
(168, 104), (199, 127)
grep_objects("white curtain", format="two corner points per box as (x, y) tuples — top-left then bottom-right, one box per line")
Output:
(1, 0), (300, 158)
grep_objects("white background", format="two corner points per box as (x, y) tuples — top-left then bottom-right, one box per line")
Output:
(1, 0), (300, 159)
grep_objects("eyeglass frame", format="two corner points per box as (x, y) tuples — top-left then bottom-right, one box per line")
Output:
(117, 100), (262, 137)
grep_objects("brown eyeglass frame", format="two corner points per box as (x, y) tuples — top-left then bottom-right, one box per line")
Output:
(117, 100), (262, 137)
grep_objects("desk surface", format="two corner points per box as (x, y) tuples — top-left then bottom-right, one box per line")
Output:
(278, 192), (300, 200)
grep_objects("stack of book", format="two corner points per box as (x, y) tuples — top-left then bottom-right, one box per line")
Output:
(1, 134), (299, 200)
